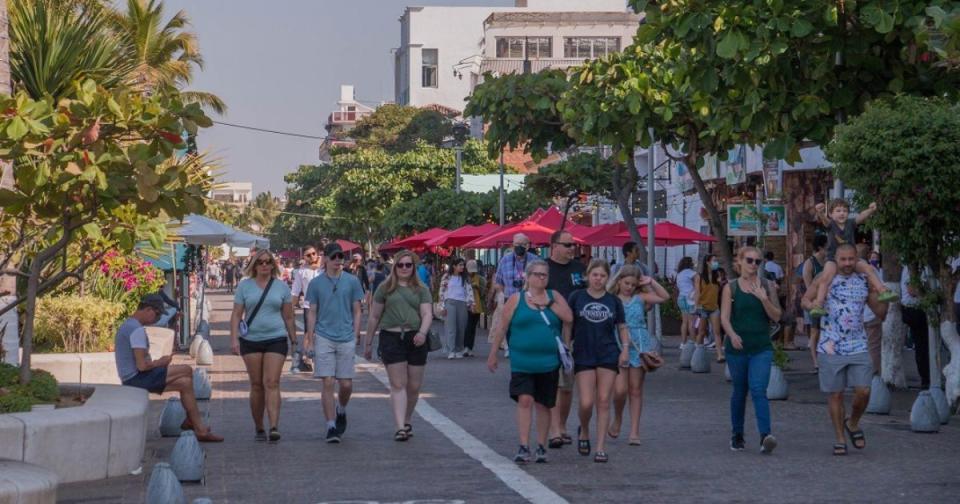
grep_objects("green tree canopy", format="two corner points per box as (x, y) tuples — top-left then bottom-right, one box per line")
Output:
(350, 103), (453, 152)
(524, 152), (614, 224)
(382, 187), (549, 237)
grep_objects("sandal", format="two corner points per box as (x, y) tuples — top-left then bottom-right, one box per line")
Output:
(833, 443), (848, 456)
(548, 437), (564, 449)
(577, 426), (591, 456)
(561, 433), (573, 445)
(403, 423), (414, 438)
(844, 419), (866, 449)
(594, 451), (608, 463)
(268, 427), (281, 442)
(394, 429), (409, 442)
(628, 438), (641, 446)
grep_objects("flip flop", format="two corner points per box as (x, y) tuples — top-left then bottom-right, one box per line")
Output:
(844, 419), (866, 449)
(561, 433), (573, 445)
(548, 437), (564, 449)
(577, 426), (590, 456)
(394, 429), (409, 442)
(833, 443), (848, 456)
(594, 451), (608, 463)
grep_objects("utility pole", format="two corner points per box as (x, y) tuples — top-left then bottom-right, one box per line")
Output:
(646, 138), (656, 276)
(499, 150), (505, 226)
(455, 146), (462, 193)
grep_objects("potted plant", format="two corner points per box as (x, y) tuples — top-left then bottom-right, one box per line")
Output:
(767, 344), (789, 400)
(659, 280), (682, 336)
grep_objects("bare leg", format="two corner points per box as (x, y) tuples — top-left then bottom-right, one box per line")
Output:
(262, 353), (285, 429)
(534, 403), (551, 447)
(165, 370), (208, 433)
(627, 368), (646, 441)
(405, 365), (425, 424)
(711, 312), (724, 359)
(828, 392), (846, 444)
(516, 395), (534, 446)
(337, 378), (353, 408)
(814, 262), (838, 308)
(848, 387), (871, 432)
(594, 369), (617, 454)
(609, 369), (627, 437)
(241, 354), (266, 430)
(386, 362), (409, 430)
(577, 370), (597, 442)
(549, 388), (572, 440)
(695, 314), (707, 344)
(321, 377), (337, 422)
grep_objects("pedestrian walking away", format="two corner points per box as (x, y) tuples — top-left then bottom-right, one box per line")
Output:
(811, 244), (888, 456)
(304, 242), (364, 443)
(607, 265), (669, 445)
(810, 199), (898, 317)
(568, 259), (630, 463)
(230, 249), (297, 442)
(290, 245), (323, 374)
(224, 259), (238, 293)
(676, 257), (698, 346)
(720, 247), (782, 454)
(694, 254), (725, 362)
(116, 294), (223, 442)
(545, 230), (585, 448)
(464, 259), (487, 357)
(487, 259), (573, 464)
(365, 250), (434, 442)
(438, 257), (475, 359)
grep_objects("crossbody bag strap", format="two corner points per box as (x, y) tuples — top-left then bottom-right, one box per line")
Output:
(246, 277), (275, 327)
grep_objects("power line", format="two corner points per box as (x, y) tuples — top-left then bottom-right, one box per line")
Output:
(212, 120), (326, 140)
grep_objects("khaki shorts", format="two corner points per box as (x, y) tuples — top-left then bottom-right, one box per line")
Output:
(313, 336), (356, 380)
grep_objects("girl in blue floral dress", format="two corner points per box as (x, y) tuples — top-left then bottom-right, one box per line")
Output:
(607, 264), (670, 445)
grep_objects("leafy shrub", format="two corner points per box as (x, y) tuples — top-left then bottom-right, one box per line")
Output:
(85, 250), (166, 318)
(34, 295), (125, 353)
(0, 363), (60, 413)
(659, 281), (681, 320)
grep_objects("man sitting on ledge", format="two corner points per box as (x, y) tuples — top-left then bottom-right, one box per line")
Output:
(115, 294), (223, 442)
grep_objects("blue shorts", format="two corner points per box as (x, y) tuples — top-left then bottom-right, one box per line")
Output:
(678, 297), (696, 315)
(122, 367), (168, 394)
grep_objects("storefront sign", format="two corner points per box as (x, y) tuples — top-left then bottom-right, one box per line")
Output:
(727, 204), (787, 237)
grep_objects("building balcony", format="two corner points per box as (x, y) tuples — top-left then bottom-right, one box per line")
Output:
(479, 58), (586, 75)
(327, 110), (373, 126)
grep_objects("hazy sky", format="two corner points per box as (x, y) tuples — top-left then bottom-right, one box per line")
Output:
(163, 0), (514, 196)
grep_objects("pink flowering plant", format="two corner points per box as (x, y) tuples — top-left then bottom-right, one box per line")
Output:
(87, 250), (166, 317)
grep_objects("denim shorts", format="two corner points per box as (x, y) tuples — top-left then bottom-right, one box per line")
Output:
(678, 297), (696, 315)
(122, 367), (168, 394)
(697, 308), (718, 318)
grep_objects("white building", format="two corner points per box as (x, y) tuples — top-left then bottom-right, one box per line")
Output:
(394, 0), (631, 113)
(210, 182), (253, 207)
(318, 84), (378, 162)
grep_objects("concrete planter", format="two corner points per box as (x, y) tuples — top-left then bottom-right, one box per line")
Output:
(29, 328), (175, 385)
(0, 384), (149, 484)
(678, 341), (694, 369)
(766, 365), (789, 400)
(910, 391), (940, 432)
(0, 460), (58, 503)
(866, 375), (891, 415)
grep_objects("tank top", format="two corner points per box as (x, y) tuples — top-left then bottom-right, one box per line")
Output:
(698, 277), (720, 311)
(725, 278), (773, 356)
(508, 290), (561, 374)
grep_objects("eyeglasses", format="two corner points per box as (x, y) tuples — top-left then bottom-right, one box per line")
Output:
(529, 271), (548, 278)
(255, 259), (273, 266)
(395, 262), (415, 269)
(554, 242), (576, 248)
(743, 257), (761, 265)
(330, 253), (344, 260)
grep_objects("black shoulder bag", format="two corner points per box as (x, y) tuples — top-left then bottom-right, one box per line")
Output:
(239, 277), (275, 337)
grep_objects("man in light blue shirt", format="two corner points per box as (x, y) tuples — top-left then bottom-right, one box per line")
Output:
(305, 242), (363, 443)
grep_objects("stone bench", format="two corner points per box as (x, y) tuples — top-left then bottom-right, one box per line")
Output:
(0, 460), (58, 504)
(0, 384), (149, 484)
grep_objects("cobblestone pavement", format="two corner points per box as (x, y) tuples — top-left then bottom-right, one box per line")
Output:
(59, 291), (959, 503)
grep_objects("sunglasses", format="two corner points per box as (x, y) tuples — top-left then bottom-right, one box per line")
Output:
(255, 259), (274, 266)
(529, 271), (548, 278)
(554, 242), (576, 248)
(743, 257), (761, 265)
(329, 253), (344, 260)
(395, 262), (415, 269)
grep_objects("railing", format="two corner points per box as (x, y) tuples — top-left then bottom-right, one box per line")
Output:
(329, 110), (372, 124)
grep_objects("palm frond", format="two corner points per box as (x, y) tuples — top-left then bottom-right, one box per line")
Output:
(179, 90), (227, 115)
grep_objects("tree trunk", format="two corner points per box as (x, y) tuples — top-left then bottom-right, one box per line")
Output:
(684, 153), (734, 276)
(938, 265), (959, 407)
(881, 281), (908, 388)
(611, 153), (645, 261)
(18, 260), (40, 384)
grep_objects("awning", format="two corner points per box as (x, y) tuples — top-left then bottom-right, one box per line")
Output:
(424, 223), (501, 248)
(464, 221), (585, 248)
(336, 239), (362, 253)
(174, 214), (270, 249)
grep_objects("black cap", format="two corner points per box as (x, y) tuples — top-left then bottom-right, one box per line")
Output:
(324, 242), (344, 257)
(140, 294), (166, 312)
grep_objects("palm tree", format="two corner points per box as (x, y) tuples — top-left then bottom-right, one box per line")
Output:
(114, 0), (226, 114)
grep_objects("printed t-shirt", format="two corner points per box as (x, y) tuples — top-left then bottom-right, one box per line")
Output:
(546, 258), (585, 299)
(568, 289), (625, 367)
(819, 273), (869, 356)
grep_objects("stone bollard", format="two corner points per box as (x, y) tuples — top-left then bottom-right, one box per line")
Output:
(724, 363), (731, 382)
(193, 368), (212, 400)
(193, 499), (213, 504)
(690, 344), (711, 373)
(928, 387), (951, 425)
(197, 319), (210, 339)
(146, 462), (186, 504)
(910, 391), (940, 432)
(171, 431), (205, 482)
(865, 375), (891, 415)
(678, 341), (694, 369)
(766, 365), (788, 400)
(196, 339), (214, 366)
(189, 334), (204, 359)
(159, 397), (187, 437)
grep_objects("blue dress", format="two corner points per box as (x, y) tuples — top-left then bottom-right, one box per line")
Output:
(623, 295), (654, 368)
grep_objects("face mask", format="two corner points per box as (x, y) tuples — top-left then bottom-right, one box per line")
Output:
(710, 261), (720, 271)
(514, 246), (527, 256)
(869, 259), (880, 268)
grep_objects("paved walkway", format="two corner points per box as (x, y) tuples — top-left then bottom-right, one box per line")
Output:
(61, 291), (959, 503)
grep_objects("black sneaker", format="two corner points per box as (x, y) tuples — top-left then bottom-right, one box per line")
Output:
(336, 410), (347, 436)
(730, 434), (745, 451)
(514, 445), (531, 464)
(760, 434), (778, 454)
(298, 360), (313, 372)
(255, 429), (267, 442)
(535, 445), (547, 463)
(325, 426), (341, 443)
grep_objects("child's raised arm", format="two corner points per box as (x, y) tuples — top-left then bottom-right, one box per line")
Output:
(855, 202), (878, 225)
(814, 202), (831, 226)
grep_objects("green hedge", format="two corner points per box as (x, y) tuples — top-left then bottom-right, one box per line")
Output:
(34, 295), (125, 353)
(0, 363), (59, 413)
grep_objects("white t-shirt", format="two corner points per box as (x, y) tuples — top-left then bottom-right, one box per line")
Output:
(764, 261), (784, 280)
(445, 275), (469, 302)
(291, 265), (323, 308)
(900, 266), (931, 308)
(676, 269), (697, 302)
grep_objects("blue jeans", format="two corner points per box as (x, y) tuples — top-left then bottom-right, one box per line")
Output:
(727, 349), (773, 436)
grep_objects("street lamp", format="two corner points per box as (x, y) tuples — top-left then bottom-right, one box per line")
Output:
(451, 122), (470, 193)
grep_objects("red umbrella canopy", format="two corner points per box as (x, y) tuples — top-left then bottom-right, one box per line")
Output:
(464, 221), (584, 248)
(335, 239), (362, 253)
(382, 227), (449, 251)
(524, 206), (594, 241)
(650, 222), (717, 242)
(584, 221), (714, 247)
(424, 223), (500, 248)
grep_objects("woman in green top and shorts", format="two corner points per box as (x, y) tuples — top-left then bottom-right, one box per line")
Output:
(488, 259), (573, 464)
(720, 246), (783, 454)
(365, 250), (434, 441)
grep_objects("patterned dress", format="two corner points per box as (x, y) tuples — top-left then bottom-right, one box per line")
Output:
(623, 295), (654, 368)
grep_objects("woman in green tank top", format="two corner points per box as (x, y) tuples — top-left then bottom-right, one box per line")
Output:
(720, 247), (783, 454)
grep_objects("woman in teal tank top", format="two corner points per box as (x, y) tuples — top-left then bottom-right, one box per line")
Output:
(487, 259), (573, 464)
(720, 247), (783, 454)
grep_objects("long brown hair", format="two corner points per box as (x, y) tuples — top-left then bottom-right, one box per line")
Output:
(383, 250), (425, 295)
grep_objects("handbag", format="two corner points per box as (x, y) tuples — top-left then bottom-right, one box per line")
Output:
(239, 277), (274, 337)
(556, 337), (573, 374)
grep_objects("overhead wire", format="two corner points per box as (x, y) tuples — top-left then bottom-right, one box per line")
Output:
(211, 120), (326, 140)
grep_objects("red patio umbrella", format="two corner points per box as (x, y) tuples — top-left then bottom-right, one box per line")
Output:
(585, 221), (714, 247)
(335, 239), (362, 253)
(464, 221), (585, 248)
(381, 227), (449, 251)
(526, 206), (594, 241)
(424, 223), (501, 248)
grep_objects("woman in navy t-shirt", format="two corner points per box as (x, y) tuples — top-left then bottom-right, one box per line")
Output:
(567, 259), (629, 463)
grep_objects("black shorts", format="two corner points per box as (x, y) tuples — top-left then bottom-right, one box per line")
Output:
(122, 367), (168, 394)
(239, 337), (289, 356)
(378, 330), (428, 366)
(574, 363), (620, 375)
(510, 369), (559, 408)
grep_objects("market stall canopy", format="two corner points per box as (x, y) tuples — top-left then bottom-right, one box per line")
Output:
(381, 227), (449, 251)
(336, 239), (362, 253)
(424, 223), (501, 248)
(464, 221), (585, 248)
(229, 229), (271, 249)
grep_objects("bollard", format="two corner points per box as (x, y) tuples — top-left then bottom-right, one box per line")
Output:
(690, 344), (711, 373)
(724, 363), (731, 382)
(678, 341), (694, 369)
(170, 431), (205, 482)
(159, 397), (187, 437)
(189, 334), (204, 359)
(196, 339), (214, 366)
(193, 499), (213, 504)
(146, 462), (186, 504)
(910, 391), (940, 432)
(865, 375), (891, 415)
(766, 365), (788, 400)
(197, 319), (210, 339)
(193, 368), (212, 400)
(928, 387), (950, 425)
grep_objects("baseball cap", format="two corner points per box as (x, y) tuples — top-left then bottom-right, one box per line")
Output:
(466, 260), (478, 273)
(324, 242), (344, 257)
(140, 294), (166, 312)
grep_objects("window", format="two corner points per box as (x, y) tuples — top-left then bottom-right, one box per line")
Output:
(422, 49), (438, 88)
(495, 37), (552, 58)
(563, 37), (621, 59)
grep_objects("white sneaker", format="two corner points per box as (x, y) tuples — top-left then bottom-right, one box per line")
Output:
(447, 352), (457, 359)
(454, 352), (464, 359)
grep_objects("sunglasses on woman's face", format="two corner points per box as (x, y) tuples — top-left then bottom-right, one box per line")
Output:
(743, 257), (761, 265)
(395, 262), (415, 269)
(256, 259), (273, 266)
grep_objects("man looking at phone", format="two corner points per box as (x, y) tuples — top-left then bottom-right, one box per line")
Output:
(115, 294), (223, 442)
